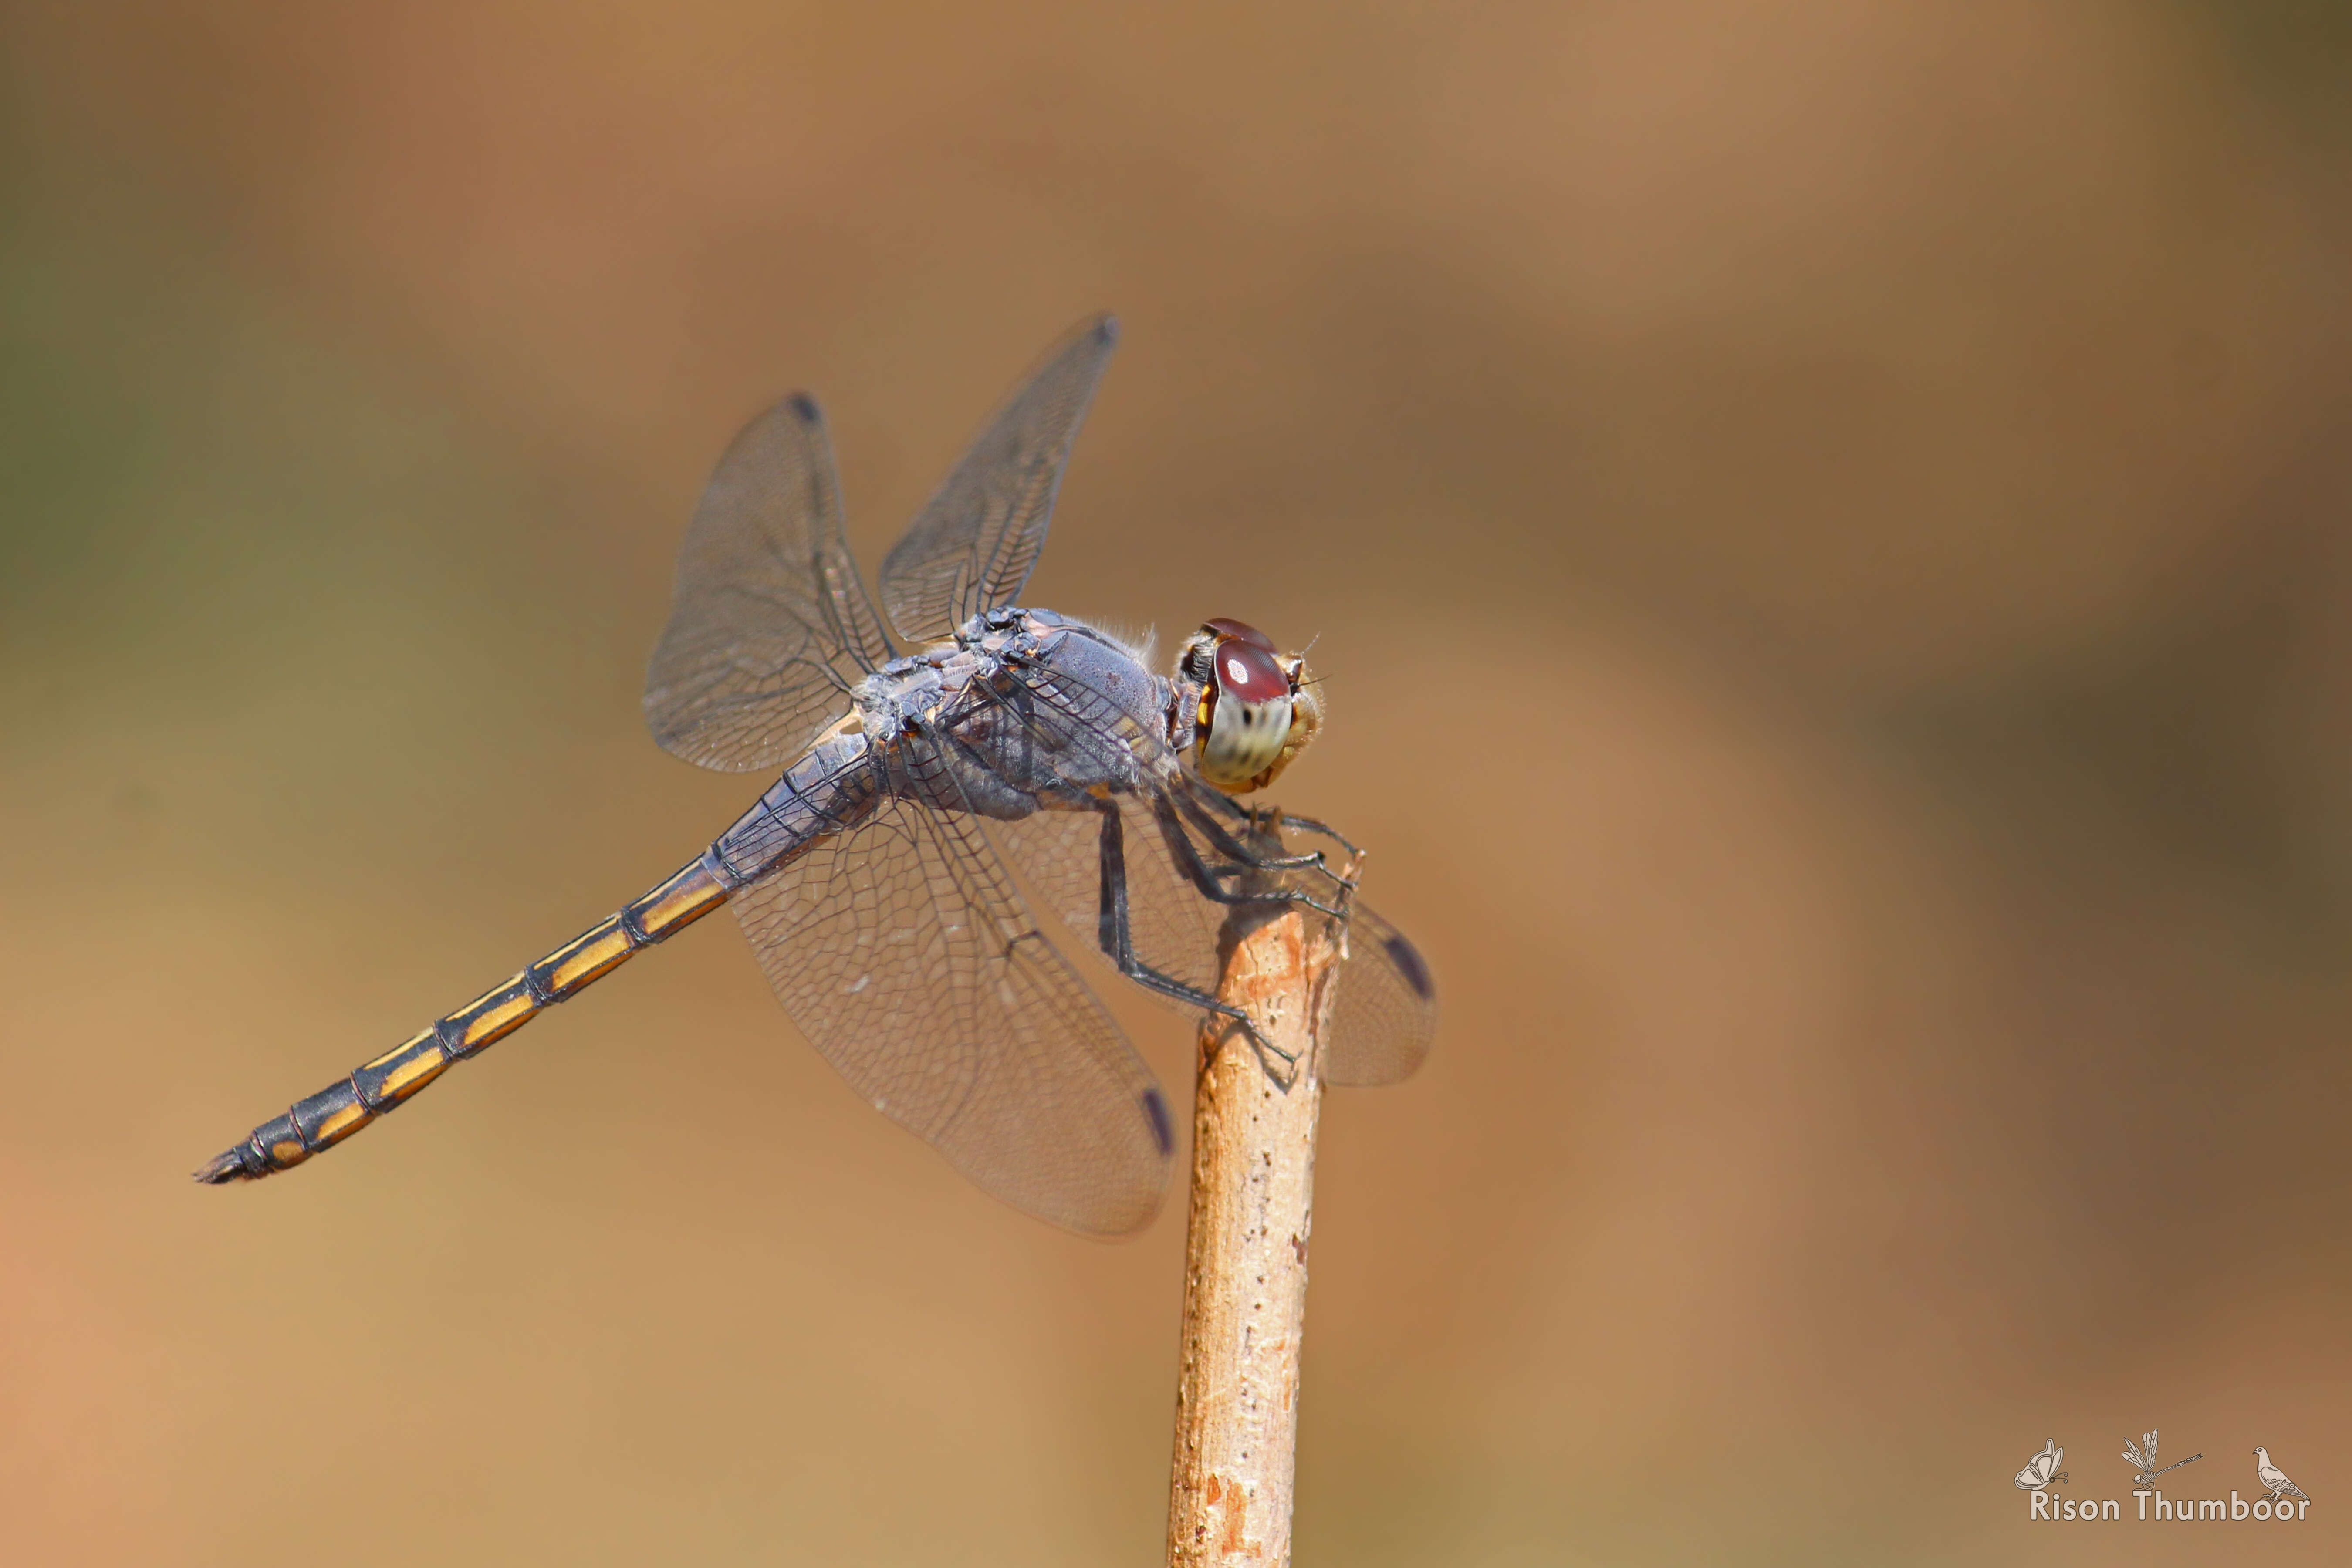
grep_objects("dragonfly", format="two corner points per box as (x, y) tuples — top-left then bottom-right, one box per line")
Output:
(2122, 1430), (2200, 1488)
(195, 316), (1435, 1236)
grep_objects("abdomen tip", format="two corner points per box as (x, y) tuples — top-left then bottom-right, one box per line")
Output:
(192, 1149), (255, 1184)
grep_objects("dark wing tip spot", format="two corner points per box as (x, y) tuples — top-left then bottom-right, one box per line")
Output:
(1141, 1086), (1175, 1157)
(1385, 933), (1435, 1001)
(1091, 314), (1120, 346)
(785, 391), (822, 423)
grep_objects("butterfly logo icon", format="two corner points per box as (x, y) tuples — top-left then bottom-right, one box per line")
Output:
(2123, 1429), (2201, 1487)
(2015, 1440), (2068, 1492)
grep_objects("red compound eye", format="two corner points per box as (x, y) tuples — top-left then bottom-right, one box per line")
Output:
(1210, 637), (1288, 703)
(1200, 617), (1275, 653)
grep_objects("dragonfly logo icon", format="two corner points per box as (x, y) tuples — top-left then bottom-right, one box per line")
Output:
(2123, 1429), (2201, 1488)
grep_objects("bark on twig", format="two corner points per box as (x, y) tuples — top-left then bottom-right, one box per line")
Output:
(1166, 891), (1348, 1568)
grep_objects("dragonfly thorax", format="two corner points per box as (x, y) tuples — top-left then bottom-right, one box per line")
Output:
(852, 651), (953, 737)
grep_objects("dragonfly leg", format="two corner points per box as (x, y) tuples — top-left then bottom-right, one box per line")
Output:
(1089, 799), (1299, 1081)
(1174, 785), (1354, 891)
(1187, 785), (1357, 858)
(1265, 812), (1361, 858)
(1195, 790), (1364, 865)
(1150, 794), (1349, 920)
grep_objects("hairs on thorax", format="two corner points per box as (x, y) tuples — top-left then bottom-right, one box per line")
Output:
(1090, 618), (1158, 668)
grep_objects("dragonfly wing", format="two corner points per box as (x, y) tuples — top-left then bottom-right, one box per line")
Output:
(993, 790), (1435, 1087)
(877, 316), (1118, 646)
(986, 658), (1436, 1085)
(967, 649), (1223, 1006)
(1170, 777), (1437, 1085)
(1325, 900), (1437, 1087)
(991, 791), (1227, 1007)
(730, 760), (1171, 1236)
(646, 392), (897, 772)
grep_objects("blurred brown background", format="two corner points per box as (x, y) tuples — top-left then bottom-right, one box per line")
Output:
(2, 2), (2348, 1563)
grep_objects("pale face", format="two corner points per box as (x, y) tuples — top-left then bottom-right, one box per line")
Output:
(1174, 617), (1321, 794)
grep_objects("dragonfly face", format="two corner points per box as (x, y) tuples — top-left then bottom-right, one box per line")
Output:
(196, 315), (1433, 1237)
(1175, 618), (1322, 794)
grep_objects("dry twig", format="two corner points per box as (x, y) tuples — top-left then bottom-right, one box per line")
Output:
(1166, 884), (1350, 1568)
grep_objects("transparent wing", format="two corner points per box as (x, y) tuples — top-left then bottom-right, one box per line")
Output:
(992, 791), (1227, 1003)
(975, 646), (1238, 1014)
(1325, 900), (1437, 1087)
(994, 780), (1436, 1088)
(730, 753), (1171, 1236)
(1167, 775), (1437, 1085)
(877, 316), (1118, 646)
(645, 393), (896, 773)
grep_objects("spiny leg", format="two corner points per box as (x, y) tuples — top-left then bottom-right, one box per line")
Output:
(1176, 787), (1329, 870)
(1185, 780), (1361, 857)
(1149, 792), (1349, 919)
(1263, 811), (1361, 858)
(1171, 784), (1353, 897)
(1190, 784), (1366, 865)
(1087, 798), (1298, 1080)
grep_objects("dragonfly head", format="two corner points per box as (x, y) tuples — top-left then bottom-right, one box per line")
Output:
(1175, 618), (1323, 793)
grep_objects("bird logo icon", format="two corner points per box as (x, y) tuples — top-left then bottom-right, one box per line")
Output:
(2122, 1429), (2202, 1487)
(2014, 1440), (2068, 1492)
(2254, 1446), (2308, 1504)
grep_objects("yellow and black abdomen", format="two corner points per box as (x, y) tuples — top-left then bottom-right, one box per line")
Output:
(193, 851), (732, 1183)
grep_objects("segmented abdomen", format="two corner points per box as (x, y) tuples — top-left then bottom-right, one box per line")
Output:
(192, 852), (731, 1183)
